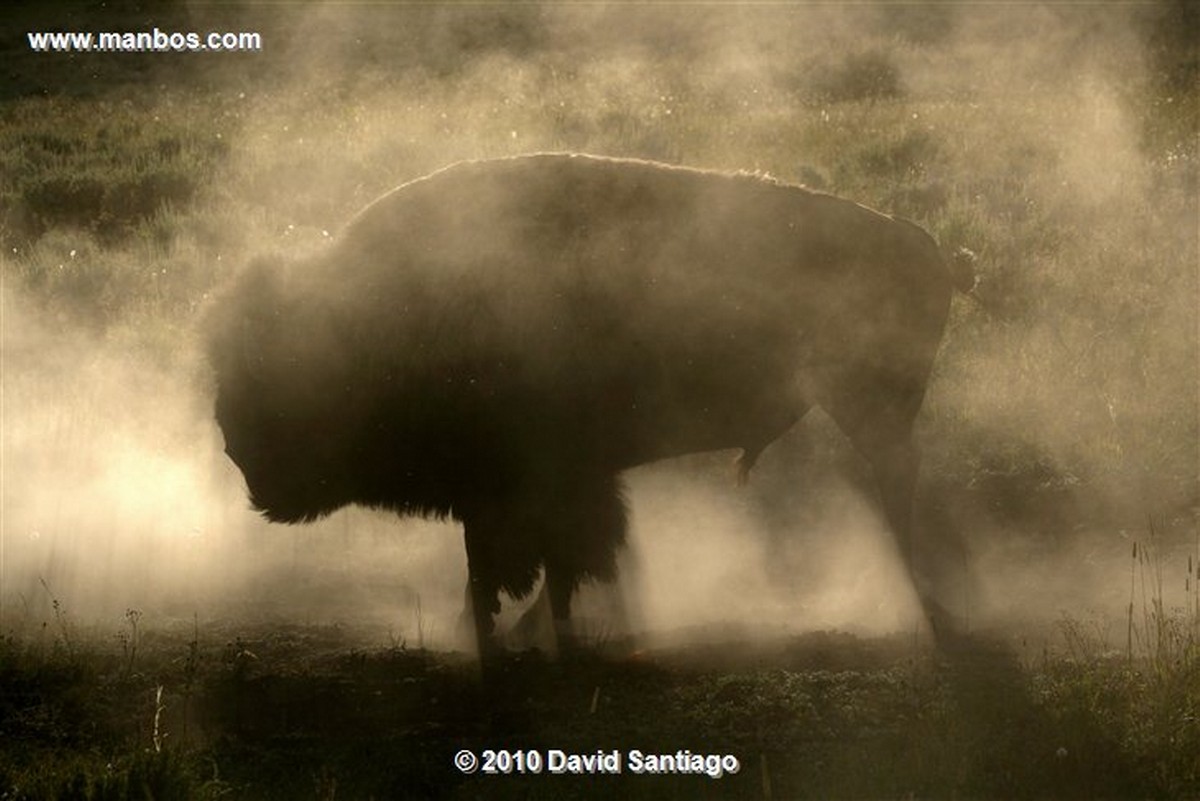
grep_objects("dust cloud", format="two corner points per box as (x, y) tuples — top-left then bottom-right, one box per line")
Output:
(2, 3), (1195, 652)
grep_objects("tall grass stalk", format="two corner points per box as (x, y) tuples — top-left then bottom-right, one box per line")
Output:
(152, 684), (166, 754)
(38, 576), (74, 659)
(1128, 540), (1136, 664)
(1124, 518), (1198, 679)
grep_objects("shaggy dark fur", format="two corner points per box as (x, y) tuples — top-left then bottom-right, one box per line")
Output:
(204, 153), (968, 659)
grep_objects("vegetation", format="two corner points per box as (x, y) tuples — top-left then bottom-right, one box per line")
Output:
(1, 2), (1196, 798)
(1, 598), (1197, 799)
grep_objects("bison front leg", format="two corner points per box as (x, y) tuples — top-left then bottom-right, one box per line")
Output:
(505, 568), (574, 653)
(461, 518), (503, 662)
(539, 473), (629, 657)
(542, 560), (579, 654)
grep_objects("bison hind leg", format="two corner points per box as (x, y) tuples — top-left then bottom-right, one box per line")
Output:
(820, 380), (965, 643)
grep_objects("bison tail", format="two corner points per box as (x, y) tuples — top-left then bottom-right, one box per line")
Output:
(947, 246), (978, 294)
(895, 216), (976, 295)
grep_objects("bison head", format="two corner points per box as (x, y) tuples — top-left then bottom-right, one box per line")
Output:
(204, 256), (358, 523)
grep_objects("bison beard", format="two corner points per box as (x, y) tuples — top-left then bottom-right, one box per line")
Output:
(204, 153), (971, 666)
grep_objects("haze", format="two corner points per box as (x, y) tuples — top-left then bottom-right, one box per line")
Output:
(2, 3), (1195, 655)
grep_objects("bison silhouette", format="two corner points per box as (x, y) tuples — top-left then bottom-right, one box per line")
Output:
(205, 153), (972, 662)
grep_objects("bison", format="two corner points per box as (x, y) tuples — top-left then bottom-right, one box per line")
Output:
(204, 153), (973, 663)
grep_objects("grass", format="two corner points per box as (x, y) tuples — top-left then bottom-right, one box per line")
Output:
(2, 546), (1197, 799)
(0, 612), (1197, 799)
(1, 3), (1197, 798)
